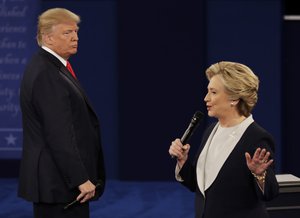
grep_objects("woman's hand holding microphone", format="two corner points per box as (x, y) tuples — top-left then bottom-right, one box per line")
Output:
(169, 138), (190, 168)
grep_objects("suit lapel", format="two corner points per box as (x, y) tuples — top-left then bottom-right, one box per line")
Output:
(59, 66), (99, 118)
(39, 48), (99, 118)
(196, 124), (219, 196)
(195, 116), (254, 196)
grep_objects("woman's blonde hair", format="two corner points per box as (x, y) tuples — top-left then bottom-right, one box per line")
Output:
(36, 8), (80, 46)
(205, 61), (259, 117)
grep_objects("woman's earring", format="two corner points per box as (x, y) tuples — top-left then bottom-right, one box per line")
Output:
(230, 102), (234, 106)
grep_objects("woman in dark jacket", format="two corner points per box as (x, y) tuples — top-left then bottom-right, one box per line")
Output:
(169, 61), (279, 218)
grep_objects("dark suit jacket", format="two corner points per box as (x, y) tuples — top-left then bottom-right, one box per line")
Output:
(179, 122), (279, 218)
(18, 48), (105, 203)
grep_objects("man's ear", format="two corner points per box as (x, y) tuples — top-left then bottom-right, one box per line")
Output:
(42, 33), (53, 46)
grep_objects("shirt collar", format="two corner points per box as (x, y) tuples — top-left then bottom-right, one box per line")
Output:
(41, 46), (67, 67)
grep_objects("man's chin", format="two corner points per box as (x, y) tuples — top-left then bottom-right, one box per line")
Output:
(68, 50), (78, 57)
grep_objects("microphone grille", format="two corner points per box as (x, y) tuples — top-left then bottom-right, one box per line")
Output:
(194, 111), (204, 120)
(190, 111), (204, 126)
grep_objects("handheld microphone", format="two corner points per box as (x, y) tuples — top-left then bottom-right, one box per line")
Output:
(180, 111), (204, 144)
(171, 111), (204, 158)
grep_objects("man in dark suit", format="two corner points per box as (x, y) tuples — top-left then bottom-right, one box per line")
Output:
(18, 8), (105, 218)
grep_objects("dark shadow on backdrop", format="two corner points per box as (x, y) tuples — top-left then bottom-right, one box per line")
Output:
(282, 1), (300, 177)
(118, 0), (207, 180)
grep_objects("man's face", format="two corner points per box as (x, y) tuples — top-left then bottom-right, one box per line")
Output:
(46, 22), (79, 59)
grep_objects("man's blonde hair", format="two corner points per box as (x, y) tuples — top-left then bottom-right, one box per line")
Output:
(36, 8), (80, 46)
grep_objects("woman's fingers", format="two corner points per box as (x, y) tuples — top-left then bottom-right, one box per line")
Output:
(169, 139), (190, 160)
(246, 147), (273, 174)
(262, 151), (270, 163)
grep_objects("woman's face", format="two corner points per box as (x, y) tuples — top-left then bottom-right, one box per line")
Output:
(204, 75), (232, 119)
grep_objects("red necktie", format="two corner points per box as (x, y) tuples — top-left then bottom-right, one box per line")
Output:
(66, 61), (77, 79)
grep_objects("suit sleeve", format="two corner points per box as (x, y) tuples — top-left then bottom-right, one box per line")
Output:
(32, 70), (89, 189)
(178, 160), (198, 192)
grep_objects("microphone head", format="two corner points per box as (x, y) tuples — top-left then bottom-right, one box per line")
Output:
(180, 110), (204, 145)
(194, 111), (204, 119)
(191, 111), (204, 125)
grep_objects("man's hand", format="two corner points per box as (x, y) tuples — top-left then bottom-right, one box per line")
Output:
(77, 180), (96, 203)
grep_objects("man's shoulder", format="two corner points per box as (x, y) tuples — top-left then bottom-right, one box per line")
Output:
(29, 48), (62, 66)
(27, 49), (62, 71)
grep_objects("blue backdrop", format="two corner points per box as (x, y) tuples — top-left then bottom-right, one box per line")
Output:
(205, 0), (282, 172)
(2, 0), (299, 180)
(0, 0), (39, 159)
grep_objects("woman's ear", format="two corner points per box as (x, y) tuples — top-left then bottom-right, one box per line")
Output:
(230, 99), (239, 106)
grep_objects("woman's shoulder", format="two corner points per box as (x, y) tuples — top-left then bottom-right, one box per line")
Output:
(243, 122), (276, 151)
(248, 122), (271, 135)
(245, 122), (275, 144)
